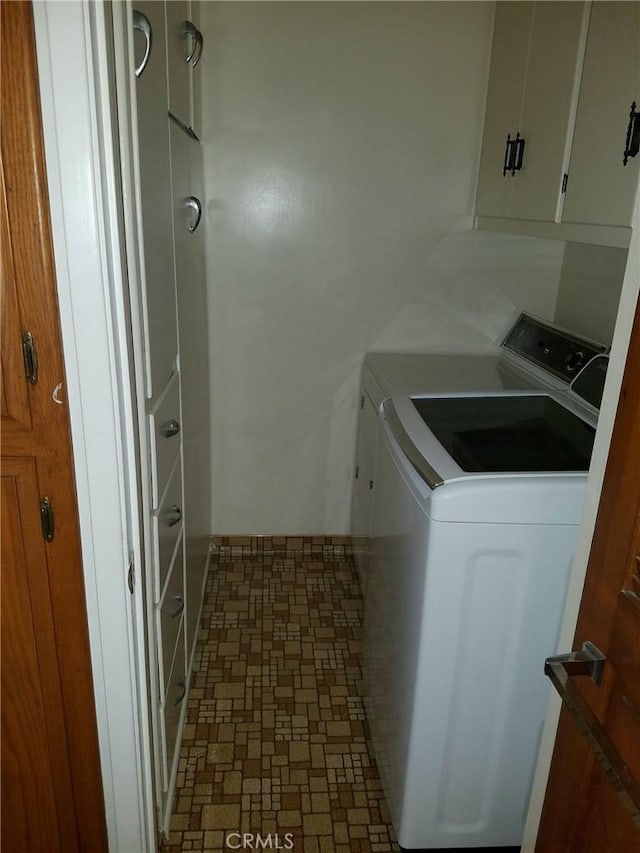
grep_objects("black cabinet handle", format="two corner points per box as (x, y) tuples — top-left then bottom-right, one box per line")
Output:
(502, 133), (512, 177)
(513, 133), (525, 172)
(623, 101), (640, 166)
(503, 131), (526, 177)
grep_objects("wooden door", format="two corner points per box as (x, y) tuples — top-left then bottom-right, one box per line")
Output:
(536, 295), (640, 851)
(1, 4), (108, 851)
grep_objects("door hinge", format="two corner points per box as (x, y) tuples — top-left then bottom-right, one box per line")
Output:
(561, 173), (569, 194)
(355, 465), (359, 480)
(40, 496), (55, 542)
(22, 331), (39, 385)
(127, 560), (135, 594)
(360, 395), (365, 410)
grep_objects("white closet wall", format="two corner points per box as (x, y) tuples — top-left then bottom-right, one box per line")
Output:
(554, 243), (629, 343)
(199, 2), (566, 535)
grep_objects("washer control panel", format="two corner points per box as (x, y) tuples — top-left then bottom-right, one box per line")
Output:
(502, 313), (606, 383)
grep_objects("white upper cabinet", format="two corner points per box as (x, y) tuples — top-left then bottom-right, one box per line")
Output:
(476, 2), (534, 219)
(475, 1), (640, 246)
(561, 2), (640, 229)
(166, 0), (203, 135)
(509, 2), (588, 222)
(476, 2), (587, 223)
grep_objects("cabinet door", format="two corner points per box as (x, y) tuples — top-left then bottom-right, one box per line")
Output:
(475, 2), (534, 219)
(169, 122), (210, 664)
(166, 1), (191, 128)
(160, 618), (187, 794)
(510, 2), (588, 222)
(562, 2), (640, 229)
(166, 1), (203, 135)
(133, 1), (178, 398)
(157, 535), (185, 704)
(153, 453), (183, 600)
(189, 0), (202, 139)
(169, 121), (196, 292)
(148, 370), (182, 509)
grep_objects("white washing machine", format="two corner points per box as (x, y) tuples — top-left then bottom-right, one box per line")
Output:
(362, 314), (608, 850)
(353, 342), (547, 589)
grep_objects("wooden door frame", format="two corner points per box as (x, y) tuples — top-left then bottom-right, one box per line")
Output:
(2, 2), (109, 848)
(32, 2), (155, 849)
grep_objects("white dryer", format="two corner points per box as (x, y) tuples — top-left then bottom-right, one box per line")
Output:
(363, 314), (608, 850)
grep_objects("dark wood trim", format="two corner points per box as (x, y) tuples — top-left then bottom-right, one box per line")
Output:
(536, 295), (640, 850)
(1, 3), (108, 849)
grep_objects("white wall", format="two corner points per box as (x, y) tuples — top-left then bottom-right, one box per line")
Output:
(202, 1), (566, 534)
(554, 241), (628, 344)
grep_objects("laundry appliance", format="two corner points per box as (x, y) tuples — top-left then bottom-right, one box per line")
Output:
(362, 314), (608, 850)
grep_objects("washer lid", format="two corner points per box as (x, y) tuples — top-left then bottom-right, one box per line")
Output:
(412, 394), (596, 474)
(381, 396), (590, 524)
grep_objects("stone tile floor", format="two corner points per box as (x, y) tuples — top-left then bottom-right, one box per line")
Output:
(162, 540), (400, 852)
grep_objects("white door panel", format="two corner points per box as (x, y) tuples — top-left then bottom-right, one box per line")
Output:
(166, 0), (191, 128)
(475, 2), (534, 219)
(510, 2), (588, 222)
(562, 1), (640, 228)
(134, 1), (178, 397)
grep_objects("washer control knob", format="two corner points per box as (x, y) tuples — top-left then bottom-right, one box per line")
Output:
(566, 351), (585, 372)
